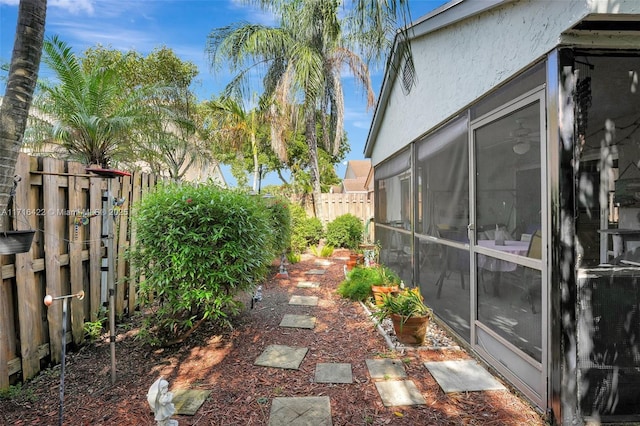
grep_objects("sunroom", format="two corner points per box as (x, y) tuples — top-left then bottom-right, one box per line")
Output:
(365, 0), (640, 423)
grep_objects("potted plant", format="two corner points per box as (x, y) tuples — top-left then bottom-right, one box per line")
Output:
(374, 288), (432, 345)
(370, 265), (401, 305)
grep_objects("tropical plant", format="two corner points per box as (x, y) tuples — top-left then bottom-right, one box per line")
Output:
(373, 287), (431, 324)
(129, 182), (276, 345)
(203, 95), (268, 191)
(326, 213), (364, 250)
(35, 35), (156, 167)
(207, 0), (410, 216)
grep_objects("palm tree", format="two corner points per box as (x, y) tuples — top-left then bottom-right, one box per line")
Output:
(204, 96), (267, 192)
(36, 36), (154, 167)
(0, 0), (47, 213)
(207, 0), (409, 215)
(0, 0), (47, 391)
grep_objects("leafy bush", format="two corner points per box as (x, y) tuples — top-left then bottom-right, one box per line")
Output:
(130, 182), (276, 345)
(326, 214), (363, 250)
(337, 266), (380, 301)
(264, 197), (291, 255)
(289, 204), (324, 253)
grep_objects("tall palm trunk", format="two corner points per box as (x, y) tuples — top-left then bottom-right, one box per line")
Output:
(0, 0), (47, 391)
(0, 0), (47, 213)
(305, 105), (322, 218)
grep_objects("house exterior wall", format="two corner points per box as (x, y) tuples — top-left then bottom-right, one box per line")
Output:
(368, 0), (640, 165)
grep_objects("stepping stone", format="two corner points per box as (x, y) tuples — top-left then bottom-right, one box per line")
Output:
(315, 363), (353, 384)
(172, 389), (212, 415)
(365, 359), (407, 380)
(315, 259), (332, 266)
(297, 281), (320, 288)
(424, 360), (506, 393)
(305, 269), (326, 275)
(289, 295), (319, 306)
(255, 345), (308, 370)
(375, 380), (426, 406)
(280, 314), (316, 329)
(269, 396), (332, 426)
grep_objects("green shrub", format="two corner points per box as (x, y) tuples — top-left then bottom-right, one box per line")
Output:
(326, 214), (363, 250)
(265, 197), (291, 255)
(337, 265), (401, 301)
(337, 266), (379, 301)
(129, 182), (276, 345)
(289, 204), (324, 253)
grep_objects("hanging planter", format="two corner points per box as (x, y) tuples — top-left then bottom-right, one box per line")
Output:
(0, 230), (36, 255)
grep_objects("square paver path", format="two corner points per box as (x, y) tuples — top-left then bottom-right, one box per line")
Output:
(315, 363), (353, 384)
(269, 396), (332, 426)
(424, 360), (506, 393)
(279, 314), (316, 329)
(375, 380), (426, 407)
(254, 345), (308, 370)
(305, 269), (327, 275)
(366, 359), (407, 380)
(314, 260), (333, 266)
(289, 295), (319, 306)
(297, 281), (320, 289)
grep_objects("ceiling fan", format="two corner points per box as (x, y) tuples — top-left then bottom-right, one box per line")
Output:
(506, 119), (539, 155)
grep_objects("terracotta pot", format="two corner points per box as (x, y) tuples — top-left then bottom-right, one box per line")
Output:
(346, 259), (357, 271)
(371, 285), (399, 306)
(390, 313), (429, 345)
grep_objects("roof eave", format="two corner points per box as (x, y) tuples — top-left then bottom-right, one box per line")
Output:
(364, 0), (515, 159)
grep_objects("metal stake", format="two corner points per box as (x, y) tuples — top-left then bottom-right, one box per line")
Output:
(44, 291), (85, 426)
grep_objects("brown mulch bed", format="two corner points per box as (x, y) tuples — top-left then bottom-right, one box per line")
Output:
(0, 249), (547, 425)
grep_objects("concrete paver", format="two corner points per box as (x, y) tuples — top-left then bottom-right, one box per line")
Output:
(315, 363), (353, 384)
(279, 314), (316, 329)
(374, 380), (426, 406)
(289, 295), (319, 306)
(296, 281), (320, 288)
(305, 269), (326, 275)
(424, 360), (506, 393)
(366, 359), (407, 380)
(172, 389), (211, 415)
(254, 345), (308, 370)
(269, 396), (332, 426)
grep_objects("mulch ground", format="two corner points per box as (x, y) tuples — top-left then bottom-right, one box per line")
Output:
(0, 249), (547, 425)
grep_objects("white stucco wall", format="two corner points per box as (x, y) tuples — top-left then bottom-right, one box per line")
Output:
(368, 0), (640, 165)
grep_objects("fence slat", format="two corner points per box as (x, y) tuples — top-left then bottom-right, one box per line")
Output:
(89, 176), (103, 322)
(116, 174), (131, 315)
(43, 158), (64, 364)
(14, 154), (42, 381)
(68, 162), (85, 345)
(128, 172), (142, 314)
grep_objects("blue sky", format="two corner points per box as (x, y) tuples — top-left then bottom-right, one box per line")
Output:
(1, 0), (447, 186)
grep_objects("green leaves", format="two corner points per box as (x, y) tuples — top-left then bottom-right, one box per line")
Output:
(326, 213), (364, 250)
(130, 183), (287, 345)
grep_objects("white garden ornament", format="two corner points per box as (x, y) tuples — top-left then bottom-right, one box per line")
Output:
(147, 377), (178, 426)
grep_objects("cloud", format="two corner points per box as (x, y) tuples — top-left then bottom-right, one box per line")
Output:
(49, 0), (95, 14)
(0, 0), (96, 14)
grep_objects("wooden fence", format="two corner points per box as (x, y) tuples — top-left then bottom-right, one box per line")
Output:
(0, 159), (375, 389)
(0, 154), (161, 389)
(295, 192), (375, 239)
